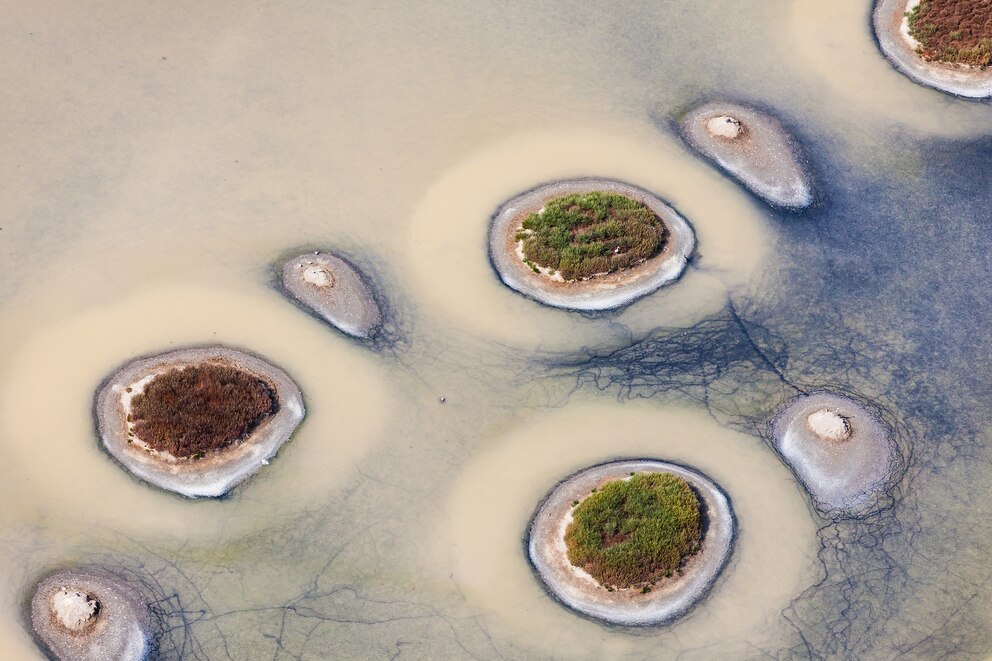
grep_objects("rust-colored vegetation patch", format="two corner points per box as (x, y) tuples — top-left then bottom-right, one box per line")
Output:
(130, 363), (277, 459)
(908, 0), (992, 67)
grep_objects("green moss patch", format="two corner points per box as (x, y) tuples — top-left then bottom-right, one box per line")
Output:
(564, 472), (702, 589)
(130, 363), (276, 459)
(515, 192), (668, 281)
(908, 0), (992, 67)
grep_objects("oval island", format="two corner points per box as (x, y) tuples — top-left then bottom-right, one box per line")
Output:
(95, 346), (305, 498)
(771, 392), (898, 516)
(527, 459), (734, 626)
(489, 179), (695, 311)
(279, 250), (383, 339)
(873, 0), (992, 98)
(680, 101), (814, 210)
(30, 567), (153, 661)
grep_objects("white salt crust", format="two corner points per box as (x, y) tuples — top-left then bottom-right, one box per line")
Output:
(51, 588), (99, 631)
(682, 102), (814, 210)
(281, 251), (382, 338)
(31, 568), (151, 661)
(772, 392), (897, 515)
(806, 409), (851, 442)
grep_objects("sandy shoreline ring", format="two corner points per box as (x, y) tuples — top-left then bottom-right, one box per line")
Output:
(526, 459), (735, 626)
(30, 567), (152, 661)
(873, 0), (992, 98)
(95, 345), (305, 498)
(488, 179), (695, 311)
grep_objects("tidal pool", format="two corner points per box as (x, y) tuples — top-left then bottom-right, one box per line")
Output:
(1, 1), (990, 659)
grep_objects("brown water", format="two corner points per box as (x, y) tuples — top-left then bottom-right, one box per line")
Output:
(2, 1), (991, 659)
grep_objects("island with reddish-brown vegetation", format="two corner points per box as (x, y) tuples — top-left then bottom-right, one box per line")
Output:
(129, 363), (277, 460)
(95, 346), (305, 498)
(908, 0), (992, 67)
(873, 0), (992, 97)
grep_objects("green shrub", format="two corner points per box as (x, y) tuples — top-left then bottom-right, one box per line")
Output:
(564, 472), (701, 589)
(515, 192), (668, 280)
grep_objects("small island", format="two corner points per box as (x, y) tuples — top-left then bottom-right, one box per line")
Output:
(490, 180), (695, 311)
(771, 392), (898, 516)
(527, 459), (734, 626)
(30, 567), (152, 661)
(278, 250), (383, 340)
(95, 346), (305, 498)
(873, 0), (992, 98)
(680, 102), (814, 210)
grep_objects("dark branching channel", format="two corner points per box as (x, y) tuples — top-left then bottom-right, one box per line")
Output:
(536, 131), (992, 658)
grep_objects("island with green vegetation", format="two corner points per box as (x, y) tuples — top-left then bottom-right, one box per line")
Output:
(526, 460), (734, 626)
(873, 0), (992, 98)
(565, 472), (701, 591)
(489, 179), (695, 311)
(515, 192), (669, 281)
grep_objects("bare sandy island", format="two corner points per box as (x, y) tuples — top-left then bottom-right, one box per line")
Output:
(681, 102), (814, 210)
(771, 392), (899, 517)
(489, 179), (695, 311)
(527, 459), (734, 626)
(30, 567), (152, 661)
(279, 250), (383, 339)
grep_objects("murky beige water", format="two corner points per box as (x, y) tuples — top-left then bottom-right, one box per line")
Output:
(444, 400), (818, 658)
(2, 1), (990, 658)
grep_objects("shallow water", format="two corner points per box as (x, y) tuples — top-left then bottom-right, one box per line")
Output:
(2, 1), (991, 659)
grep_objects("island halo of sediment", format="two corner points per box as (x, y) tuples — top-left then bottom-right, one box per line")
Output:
(279, 250), (383, 339)
(95, 345), (305, 498)
(527, 459), (734, 626)
(873, 0), (992, 98)
(30, 567), (152, 661)
(680, 101), (814, 210)
(488, 179), (695, 311)
(771, 391), (897, 516)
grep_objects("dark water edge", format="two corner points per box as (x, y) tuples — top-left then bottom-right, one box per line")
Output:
(544, 123), (992, 658)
